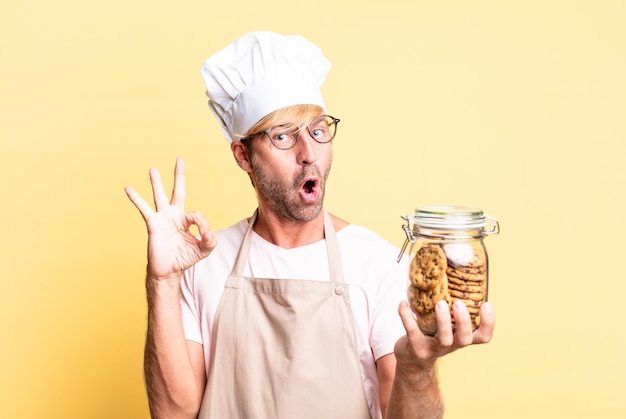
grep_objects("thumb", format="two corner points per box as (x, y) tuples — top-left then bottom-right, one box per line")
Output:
(185, 211), (217, 257)
(198, 230), (218, 255)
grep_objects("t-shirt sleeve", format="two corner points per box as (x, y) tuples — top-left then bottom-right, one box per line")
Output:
(180, 266), (203, 344)
(369, 255), (410, 361)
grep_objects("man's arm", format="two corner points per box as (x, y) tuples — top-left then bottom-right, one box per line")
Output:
(385, 356), (443, 418)
(144, 277), (206, 419)
(378, 350), (443, 419)
(376, 354), (396, 419)
(125, 159), (216, 418)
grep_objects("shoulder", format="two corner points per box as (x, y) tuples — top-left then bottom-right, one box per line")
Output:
(329, 213), (350, 232)
(336, 222), (399, 256)
(335, 221), (409, 278)
(213, 218), (248, 244)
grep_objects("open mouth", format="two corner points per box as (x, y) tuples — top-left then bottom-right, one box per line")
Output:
(299, 177), (320, 202)
(303, 179), (317, 194)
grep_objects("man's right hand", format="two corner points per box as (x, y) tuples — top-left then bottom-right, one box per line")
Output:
(125, 158), (217, 283)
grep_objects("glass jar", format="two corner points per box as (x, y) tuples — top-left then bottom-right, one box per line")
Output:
(399, 206), (500, 335)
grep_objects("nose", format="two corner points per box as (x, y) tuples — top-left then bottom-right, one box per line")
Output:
(295, 128), (318, 165)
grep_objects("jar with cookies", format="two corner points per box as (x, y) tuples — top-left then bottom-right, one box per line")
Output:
(399, 206), (500, 335)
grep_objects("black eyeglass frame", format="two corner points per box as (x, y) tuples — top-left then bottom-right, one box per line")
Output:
(243, 114), (340, 150)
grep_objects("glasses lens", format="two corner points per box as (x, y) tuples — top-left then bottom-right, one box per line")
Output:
(308, 115), (338, 143)
(267, 124), (299, 149)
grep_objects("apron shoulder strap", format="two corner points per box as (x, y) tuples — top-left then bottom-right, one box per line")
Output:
(323, 210), (344, 284)
(230, 210), (257, 277)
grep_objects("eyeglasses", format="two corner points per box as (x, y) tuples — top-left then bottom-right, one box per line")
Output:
(245, 114), (340, 150)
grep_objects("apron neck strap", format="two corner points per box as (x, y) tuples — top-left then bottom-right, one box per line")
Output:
(231, 209), (344, 284)
(322, 210), (344, 284)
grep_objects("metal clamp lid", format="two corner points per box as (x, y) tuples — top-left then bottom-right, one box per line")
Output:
(396, 206), (500, 262)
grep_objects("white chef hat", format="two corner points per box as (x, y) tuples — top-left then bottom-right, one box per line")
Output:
(201, 31), (331, 143)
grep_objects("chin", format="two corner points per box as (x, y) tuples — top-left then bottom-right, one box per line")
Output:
(289, 203), (324, 223)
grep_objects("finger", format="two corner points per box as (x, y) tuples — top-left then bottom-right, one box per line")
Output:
(199, 230), (218, 254)
(186, 211), (209, 234)
(473, 302), (495, 344)
(451, 300), (473, 347)
(186, 211), (218, 255)
(398, 301), (420, 337)
(434, 300), (454, 347)
(171, 158), (186, 207)
(124, 186), (154, 223)
(149, 167), (170, 211)
(398, 301), (432, 358)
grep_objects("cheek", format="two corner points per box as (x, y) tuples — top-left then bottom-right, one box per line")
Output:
(251, 156), (287, 183)
(320, 148), (333, 172)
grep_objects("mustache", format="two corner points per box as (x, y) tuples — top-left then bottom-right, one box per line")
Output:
(294, 165), (323, 185)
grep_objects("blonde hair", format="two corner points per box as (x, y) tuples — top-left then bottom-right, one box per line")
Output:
(243, 104), (325, 138)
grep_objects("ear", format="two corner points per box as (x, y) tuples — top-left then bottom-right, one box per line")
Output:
(231, 141), (253, 173)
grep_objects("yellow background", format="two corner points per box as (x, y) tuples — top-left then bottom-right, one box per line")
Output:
(1, 1), (624, 418)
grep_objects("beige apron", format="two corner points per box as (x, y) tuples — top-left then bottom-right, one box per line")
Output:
(198, 210), (372, 419)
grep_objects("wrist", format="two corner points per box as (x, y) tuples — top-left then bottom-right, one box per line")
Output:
(395, 360), (439, 388)
(145, 264), (183, 285)
(145, 272), (183, 301)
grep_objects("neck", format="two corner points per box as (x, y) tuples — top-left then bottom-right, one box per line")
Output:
(252, 208), (326, 249)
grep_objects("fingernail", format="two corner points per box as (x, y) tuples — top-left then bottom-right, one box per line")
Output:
(435, 299), (448, 312)
(482, 302), (493, 313)
(454, 300), (467, 311)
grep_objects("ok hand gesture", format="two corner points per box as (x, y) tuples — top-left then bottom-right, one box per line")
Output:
(125, 158), (217, 283)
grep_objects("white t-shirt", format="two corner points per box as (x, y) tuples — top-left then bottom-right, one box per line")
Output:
(180, 218), (409, 418)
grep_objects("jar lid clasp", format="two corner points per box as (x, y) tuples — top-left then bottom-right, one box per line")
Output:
(483, 215), (500, 236)
(397, 215), (416, 262)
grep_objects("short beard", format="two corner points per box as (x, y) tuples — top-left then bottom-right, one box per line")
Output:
(250, 156), (331, 223)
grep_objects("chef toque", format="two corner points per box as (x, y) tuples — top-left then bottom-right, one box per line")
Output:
(201, 31), (331, 143)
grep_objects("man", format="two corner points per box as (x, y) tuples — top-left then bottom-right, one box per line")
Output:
(125, 31), (494, 419)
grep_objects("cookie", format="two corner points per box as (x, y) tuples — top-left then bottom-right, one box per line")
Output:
(448, 264), (487, 274)
(446, 266), (487, 282)
(408, 282), (448, 314)
(448, 288), (485, 301)
(447, 274), (486, 289)
(416, 311), (438, 336)
(447, 281), (485, 293)
(443, 243), (487, 268)
(409, 244), (448, 290)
